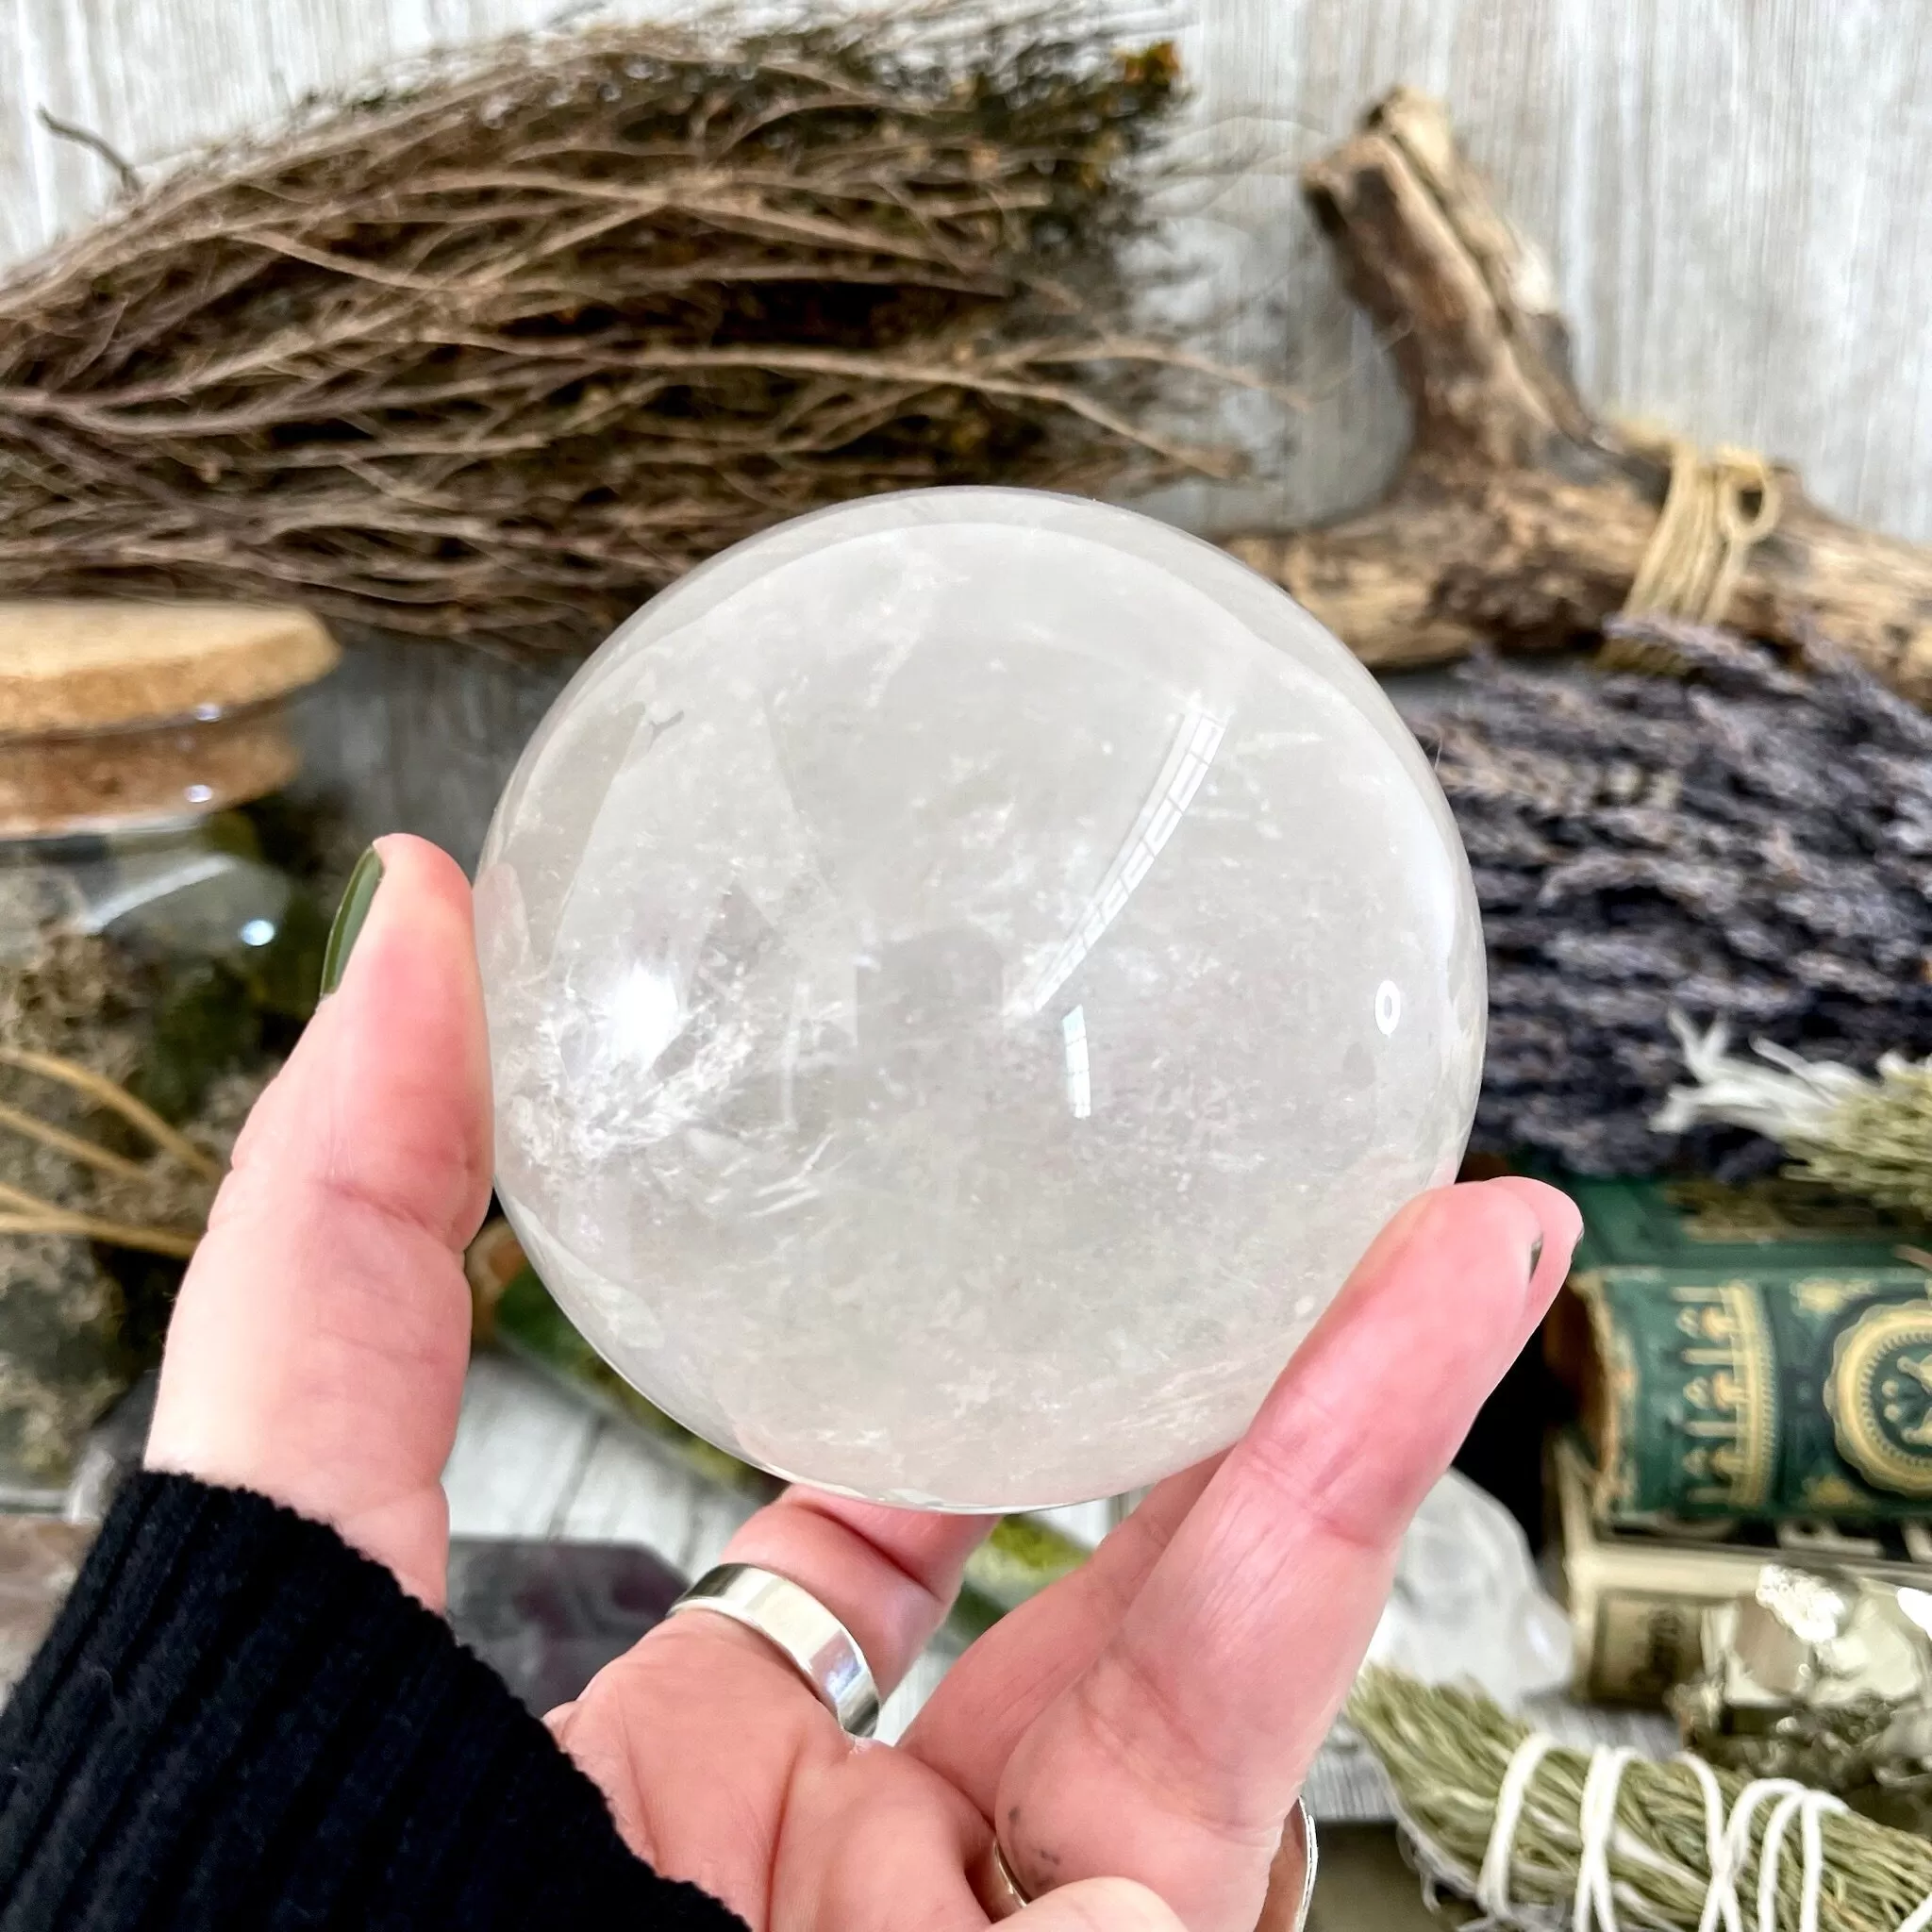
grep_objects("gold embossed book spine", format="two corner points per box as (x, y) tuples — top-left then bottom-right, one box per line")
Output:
(1556, 1177), (1932, 1524)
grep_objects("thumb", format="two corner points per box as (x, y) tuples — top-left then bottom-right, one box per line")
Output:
(1018, 1878), (1191, 1931)
(145, 835), (492, 1607)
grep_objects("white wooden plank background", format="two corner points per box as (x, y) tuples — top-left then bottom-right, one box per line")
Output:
(6, 0), (1932, 543)
(443, 1353), (1112, 1557)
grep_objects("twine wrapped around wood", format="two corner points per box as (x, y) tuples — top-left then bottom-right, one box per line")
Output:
(1598, 432), (1786, 675)
(0, 7), (1225, 651)
(1224, 89), (1932, 703)
(1620, 438), (1784, 632)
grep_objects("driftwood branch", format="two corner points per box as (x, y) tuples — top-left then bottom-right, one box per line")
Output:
(1223, 88), (1932, 700)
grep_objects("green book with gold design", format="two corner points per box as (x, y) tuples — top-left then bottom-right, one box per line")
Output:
(1556, 1177), (1932, 1524)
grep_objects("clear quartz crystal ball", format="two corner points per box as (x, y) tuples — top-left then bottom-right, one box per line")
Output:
(476, 489), (1484, 1509)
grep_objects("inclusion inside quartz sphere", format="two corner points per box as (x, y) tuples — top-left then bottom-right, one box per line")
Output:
(476, 489), (1484, 1509)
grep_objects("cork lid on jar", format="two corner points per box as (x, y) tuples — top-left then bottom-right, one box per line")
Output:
(0, 603), (341, 839)
(0, 602), (340, 737)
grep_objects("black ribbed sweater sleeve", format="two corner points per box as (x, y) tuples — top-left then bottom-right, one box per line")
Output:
(0, 1472), (749, 1931)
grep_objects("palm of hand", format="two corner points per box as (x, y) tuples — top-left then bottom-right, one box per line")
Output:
(549, 1467), (1321, 1932)
(146, 839), (1574, 1932)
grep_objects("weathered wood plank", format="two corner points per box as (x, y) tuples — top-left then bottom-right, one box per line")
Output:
(1154, 0), (1932, 544)
(441, 1357), (967, 1741)
(443, 1353), (601, 1538)
(7, 1), (1931, 550)
(552, 1420), (756, 1574)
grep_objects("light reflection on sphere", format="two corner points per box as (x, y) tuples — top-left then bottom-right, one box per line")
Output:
(476, 489), (1484, 1509)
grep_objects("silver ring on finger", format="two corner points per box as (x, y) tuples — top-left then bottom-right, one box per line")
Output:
(970, 1798), (1319, 1930)
(666, 1562), (881, 1737)
(969, 1837), (1031, 1922)
(1287, 1795), (1319, 1931)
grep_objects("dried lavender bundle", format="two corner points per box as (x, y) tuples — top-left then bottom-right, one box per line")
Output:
(1411, 616), (1932, 1174)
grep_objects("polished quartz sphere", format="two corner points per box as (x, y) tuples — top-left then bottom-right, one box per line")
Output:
(476, 489), (1484, 1508)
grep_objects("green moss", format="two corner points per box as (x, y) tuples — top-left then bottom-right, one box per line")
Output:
(129, 960), (260, 1124)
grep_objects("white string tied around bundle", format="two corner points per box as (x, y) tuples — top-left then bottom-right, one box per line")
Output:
(1469, 1733), (1932, 1932)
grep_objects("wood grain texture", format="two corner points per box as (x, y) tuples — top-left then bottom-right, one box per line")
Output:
(442, 1353), (602, 1538)
(1152, 0), (1932, 549)
(5, 0), (1931, 547)
(1217, 88), (1932, 693)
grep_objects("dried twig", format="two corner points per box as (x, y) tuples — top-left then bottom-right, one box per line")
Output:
(0, 1187), (200, 1262)
(35, 108), (140, 195)
(0, 1047), (223, 1183)
(1225, 89), (1932, 702)
(0, 1043), (232, 1258)
(0, 1097), (153, 1184)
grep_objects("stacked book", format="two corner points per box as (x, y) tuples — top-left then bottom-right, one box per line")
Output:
(1549, 1175), (1932, 1704)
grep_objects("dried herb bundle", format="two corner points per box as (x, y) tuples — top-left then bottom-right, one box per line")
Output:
(0, 8), (1212, 650)
(1351, 1669), (1932, 1932)
(1657, 1023), (1932, 1220)
(1413, 617), (1932, 1174)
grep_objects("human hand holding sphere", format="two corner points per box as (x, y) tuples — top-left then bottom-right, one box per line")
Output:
(145, 495), (1580, 1928)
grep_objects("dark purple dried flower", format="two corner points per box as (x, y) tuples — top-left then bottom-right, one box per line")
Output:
(1409, 621), (1932, 1174)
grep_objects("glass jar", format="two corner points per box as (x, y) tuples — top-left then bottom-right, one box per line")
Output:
(0, 603), (341, 1504)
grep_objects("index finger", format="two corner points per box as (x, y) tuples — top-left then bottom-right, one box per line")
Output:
(992, 1176), (1579, 1930)
(145, 835), (491, 1608)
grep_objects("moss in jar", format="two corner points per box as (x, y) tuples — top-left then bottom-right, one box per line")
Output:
(0, 793), (342, 1493)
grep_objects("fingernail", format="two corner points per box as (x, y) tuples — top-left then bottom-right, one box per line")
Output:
(320, 845), (384, 998)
